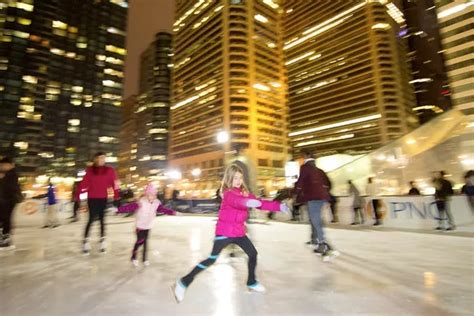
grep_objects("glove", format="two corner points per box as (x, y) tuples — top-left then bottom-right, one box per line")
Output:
(280, 203), (290, 213)
(113, 200), (121, 208)
(246, 199), (262, 208)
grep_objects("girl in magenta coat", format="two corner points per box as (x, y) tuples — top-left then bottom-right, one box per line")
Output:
(172, 164), (289, 303)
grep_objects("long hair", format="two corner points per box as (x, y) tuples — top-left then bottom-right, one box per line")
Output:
(220, 164), (249, 197)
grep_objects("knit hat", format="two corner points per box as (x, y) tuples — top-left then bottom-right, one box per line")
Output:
(144, 183), (157, 196)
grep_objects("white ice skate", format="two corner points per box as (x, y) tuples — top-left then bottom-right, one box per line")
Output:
(172, 279), (186, 303)
(131, 259), (139, 267)
(248, 282), (266, 293)
(143, 260), (150, 267)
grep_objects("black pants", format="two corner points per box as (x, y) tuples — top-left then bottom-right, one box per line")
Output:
(84, 198), (107, 238)
(436, 200), (455, 228)
(372, 199), (381, 224)
(72, 201), (80, 218)
(0, 201), (16, 235)
(181, 235), (258, 287)
(131, 229), (149, 261)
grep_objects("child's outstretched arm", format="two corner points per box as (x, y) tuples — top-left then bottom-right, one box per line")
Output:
(156, 203), (176, 215)
(117, 202), (139, 214)
(247, 193), (289, 213)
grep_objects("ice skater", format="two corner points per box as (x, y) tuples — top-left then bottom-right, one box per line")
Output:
(0, 157), (22, 250)
(172, 164), (289, 303)
(75, 152), (120, 255)
(117, 183), (178, 267)
(294, 151), (339, 261)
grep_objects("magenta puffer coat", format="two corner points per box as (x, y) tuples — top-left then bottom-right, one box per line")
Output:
(215, 188), (282, 237)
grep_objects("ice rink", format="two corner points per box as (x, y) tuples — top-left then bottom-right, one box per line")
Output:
(1, 214), (473, 315)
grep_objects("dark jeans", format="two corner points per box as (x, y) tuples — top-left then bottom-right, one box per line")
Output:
(72, 201), (80, 218)
(436, 200), (455, 228)
(132, 229), (149, 261)
(372, 199), (381, 224)
(181, 235), (258, 287)
(0, 201), (16, 235)
(84, 198), (107, 238)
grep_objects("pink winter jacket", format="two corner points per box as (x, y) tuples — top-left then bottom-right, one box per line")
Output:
(215, 188), (282, 237)
(117, 197), (175, 230)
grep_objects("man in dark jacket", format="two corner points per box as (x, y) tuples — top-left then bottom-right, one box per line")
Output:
(433, 171), (455, 231)
(294, 151), (339, 261)
(0, 157), (22, 249)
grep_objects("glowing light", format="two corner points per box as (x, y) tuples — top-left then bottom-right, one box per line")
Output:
(254, 14), (269, 23)
(285, 51), (315, 65)
(253, 83), (271, 91)
(438, 2), (474, 19)
(217, 131), (229, 143)
(191, 168), (202, 177)
(263, 0), (279, 9)
(386, 3), (405, 24)
(295, 134), (355, 147)
(372, 23), (390, 29)
(289, 114), (382, 137)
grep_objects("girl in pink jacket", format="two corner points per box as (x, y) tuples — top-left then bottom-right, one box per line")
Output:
(172, 164), (289, 303)
(118, 183), (176, 267)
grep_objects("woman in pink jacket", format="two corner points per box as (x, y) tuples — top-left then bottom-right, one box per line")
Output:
(118, 183), (177, 267)
(172, 164), (289, 303)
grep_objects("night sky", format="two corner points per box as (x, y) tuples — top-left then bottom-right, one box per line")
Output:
(124, 0), (175, 98)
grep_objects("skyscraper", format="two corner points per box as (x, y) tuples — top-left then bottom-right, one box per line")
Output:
(0, 0), (128, 178)
(135, 32), (172, 182)
(170, 0), (288, 194)
(283, 1), (418, 159)
(402, 0), (452, 123)
(118, 95), (137, 184)
(435, 0), (473, 114)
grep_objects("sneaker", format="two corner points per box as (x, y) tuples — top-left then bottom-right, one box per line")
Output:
(435, 227), (443, 230)
(131, 259), (139, 267)
(248, 282), (266, 293)
(83, 239), (91, 255)
(172, 279), (187, 303)
(445, 226), (456, 231)
(0, 234), (14, 250)
(99, 237), (107, 253)
(143, 260), (150, 267)
(51, 224), (60, 229)
(42, 225), (50, 229)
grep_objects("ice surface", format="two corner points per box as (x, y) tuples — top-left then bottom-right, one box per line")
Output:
(1, 213), (473, 315)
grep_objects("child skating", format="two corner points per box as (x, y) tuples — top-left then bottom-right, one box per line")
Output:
(118, 183), (178, 267)
(172, 164), (289, 303)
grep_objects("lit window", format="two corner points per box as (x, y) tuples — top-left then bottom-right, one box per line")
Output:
(99, 136), (117, 143)
(50, 48), (65, 56)
(102, 80), (122, 88)
(52, 20), (68, 30)
(17, 18), (31, 25)
(46, 87), (61, 94)
(13, 2), (34, 11)
(68, 119), (80, 126)
(71, 99), (82, 106)
(254, 14), (269, 23)
(13, 31), (30, 39)
(253, 83), (271, 91)
(109, 0), (128, 8)
(66, 52), (76, 58)
(149, 128), (168, 134)
(107, 27), (126, 36)
(72, 86), (83, 93)
(22, 75), (37, 84)
(14, 142), (28, 150)
(76, 42), (87, 49)
(106, 45), (126, 55)
(68, 26), (78, 33)
(105, 56), (123, 65)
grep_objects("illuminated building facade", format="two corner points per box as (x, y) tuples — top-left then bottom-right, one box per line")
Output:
(136, 32), (172, 182)
(435, 0), (473, 114)
(402, 0), (452, 123)
(283, 1), (418, 159)
(170, 0), (288, 194)
(118, 95), (137, 184)
(0, 0), (128, 176)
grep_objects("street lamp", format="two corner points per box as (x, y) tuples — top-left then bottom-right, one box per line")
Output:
(191, 168), (201, 177)
(216, 131), (229, 143)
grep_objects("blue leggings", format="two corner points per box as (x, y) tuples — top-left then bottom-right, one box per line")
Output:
(181, 235), (258, 287)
